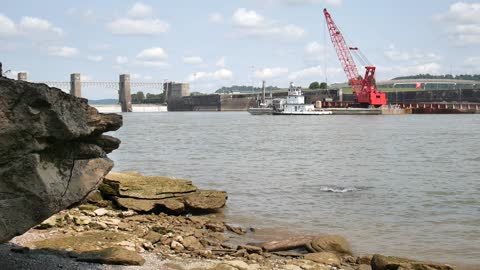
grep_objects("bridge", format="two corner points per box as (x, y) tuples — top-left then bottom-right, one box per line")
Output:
(16, 72), (166, 112)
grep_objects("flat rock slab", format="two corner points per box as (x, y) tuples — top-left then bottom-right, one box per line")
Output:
(29, 231), (133, 253)
(76, 247), (145, 266)
(104, 172), (197, 199)
(101, 172), (228, 214)
(115, 197), (185, 213)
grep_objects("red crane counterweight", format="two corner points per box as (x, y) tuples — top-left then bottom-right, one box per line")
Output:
(323, 8), (387, 107)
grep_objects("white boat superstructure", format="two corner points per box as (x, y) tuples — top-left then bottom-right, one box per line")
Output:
(273, 83), (332, 115)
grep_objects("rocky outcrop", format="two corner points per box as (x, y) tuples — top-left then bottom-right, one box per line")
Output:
(371, 254), (456, 270)
(0, 77), (122, 243)
(100, 172), (227, 214)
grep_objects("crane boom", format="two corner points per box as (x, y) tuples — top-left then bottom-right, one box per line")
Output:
(323, 9), (360, 86)
(323, 8), (387, 106)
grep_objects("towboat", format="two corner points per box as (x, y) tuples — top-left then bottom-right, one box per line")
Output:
(272, 83), (332, 115)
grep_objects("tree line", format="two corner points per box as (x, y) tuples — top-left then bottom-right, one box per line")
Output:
(131, 91), (164, 104)
(393, 74), (480, 81)
(215, 85), (281, 93)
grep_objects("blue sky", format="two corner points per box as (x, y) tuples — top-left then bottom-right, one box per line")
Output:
(1, 0), (479, 99)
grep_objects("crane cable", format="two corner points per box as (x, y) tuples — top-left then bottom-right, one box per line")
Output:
(336, 24), (372, 68)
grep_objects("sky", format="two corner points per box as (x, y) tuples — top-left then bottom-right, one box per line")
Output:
(1, 0), (480, 99)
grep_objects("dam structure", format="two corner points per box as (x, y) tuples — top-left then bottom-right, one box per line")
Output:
(13, 72), (480, 113)
(15, 72), (185, 113)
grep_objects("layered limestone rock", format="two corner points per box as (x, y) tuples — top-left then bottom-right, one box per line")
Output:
(99, 172), (227, 214)
(0, 77), (122, 243)
(371, 254), (456, 270)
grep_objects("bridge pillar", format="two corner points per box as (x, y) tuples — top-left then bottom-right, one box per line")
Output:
(119, 74), (132, 112)
(70, 73), (81, 97)
(17, 72), (27, 81)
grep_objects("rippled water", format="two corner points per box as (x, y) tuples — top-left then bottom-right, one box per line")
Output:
(109, 112), (480, 265)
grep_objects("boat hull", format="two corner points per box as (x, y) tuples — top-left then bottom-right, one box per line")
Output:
(248, 108), (274, 115)
(272, 111), (332, 115)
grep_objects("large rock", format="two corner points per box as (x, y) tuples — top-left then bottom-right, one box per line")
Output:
(306, 235), (352, 255)
(103, 172), (197, 199)
(371, 254), (456, 270)
(0, 77), (122, 243)
(101, 172), (227, 214)
(185, 190), (228, 210)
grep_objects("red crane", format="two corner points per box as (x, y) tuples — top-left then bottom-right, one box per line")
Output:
(323, 8), (387, 106)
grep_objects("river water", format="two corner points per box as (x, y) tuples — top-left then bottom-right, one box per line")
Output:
(108, 112), (480, 266)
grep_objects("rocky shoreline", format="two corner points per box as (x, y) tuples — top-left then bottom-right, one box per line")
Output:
(4, 172), (458, 270)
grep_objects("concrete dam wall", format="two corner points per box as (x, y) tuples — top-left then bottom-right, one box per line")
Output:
(168, 94), (256, 111)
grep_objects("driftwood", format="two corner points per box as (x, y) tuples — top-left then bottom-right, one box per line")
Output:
(261, 236), (314, 252)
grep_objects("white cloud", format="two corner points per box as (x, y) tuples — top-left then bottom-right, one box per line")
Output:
(20, 16), (50, 31)
(463, 56), (480, 72)
(135, 47), (168, 67)
(107, 18), (169, 35)
(0, 14), (63, 37)
(107, 3), (169, 35)
(128, 2), (153, 18)
(254, 67), (289, 79)
(87, 55), (103, 62)
(230, 8), (305, 38)
(209, 13), (224, 23)
(137, 47), (168, 60)
(289, 65), (342, 80)
(188, 68), (233, 81)
(233, 8), (264, 27)
(135, 60), (169, 68)
(305, 41), (324, 55)
(81, 74), (94, 82)
(131, 73), (153, 80)
(19, 16), (64, 35)
(402, 62), (442, 74)
(380, 62), (442, 77)
(116, 56), (128, 64)
(464, 56), (480, 66)
(435, 2), (480, 45)
(0, 14), (16, 36)
(183, 56), (203, 64)
(384, 45), (441, 62)
(48, 46), (79, 57)
(216, 56), (226, 67)
(89, 43), (110, 51)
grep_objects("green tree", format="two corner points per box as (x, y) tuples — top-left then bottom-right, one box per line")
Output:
(309, 81), (320, 89)
(131, 91), (146, 104)
(137, 91), (145, 103)
(319, 82), (327, 89)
